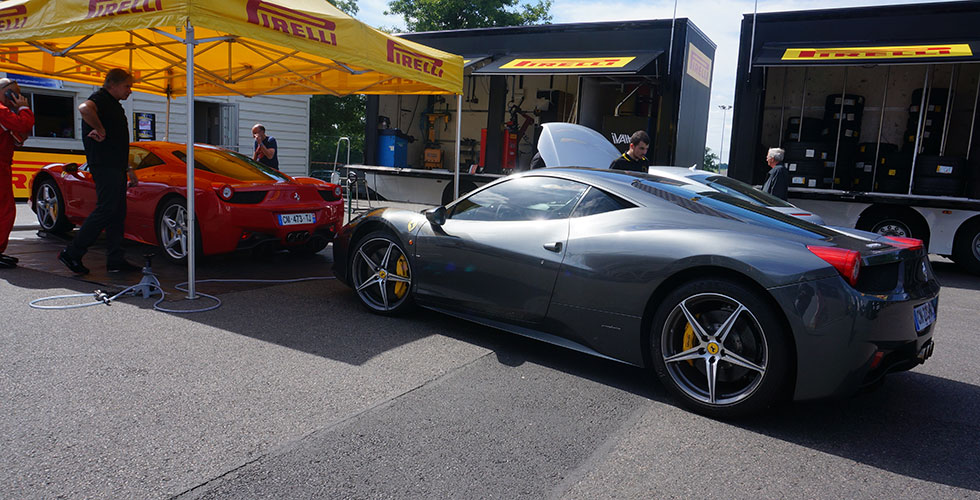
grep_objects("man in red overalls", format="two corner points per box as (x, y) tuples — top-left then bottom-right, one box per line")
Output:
(0, 78), (35, 269)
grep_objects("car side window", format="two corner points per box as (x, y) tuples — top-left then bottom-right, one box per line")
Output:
(571, 187), (635, 217)
(450, 176), (590, 222)
(129, 147), (165, 170)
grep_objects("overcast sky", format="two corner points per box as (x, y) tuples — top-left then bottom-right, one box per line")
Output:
(354, 0), (955, 163)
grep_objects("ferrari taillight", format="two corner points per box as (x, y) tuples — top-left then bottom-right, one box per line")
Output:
(217, 184), (234, 201)
(807, 245), (861, 286)
(885, 236), (924, 251)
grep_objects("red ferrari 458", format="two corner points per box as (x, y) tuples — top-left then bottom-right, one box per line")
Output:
(29, 142), (345, 261)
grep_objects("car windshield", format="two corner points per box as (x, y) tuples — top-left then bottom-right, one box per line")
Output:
(631, 177), (837, 239)
(688, 173), (794, 208)
(171, 148), (290, 182)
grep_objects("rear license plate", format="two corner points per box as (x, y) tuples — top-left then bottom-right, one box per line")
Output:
(913, 299), (937, 332)
(278, 213), (316, 226)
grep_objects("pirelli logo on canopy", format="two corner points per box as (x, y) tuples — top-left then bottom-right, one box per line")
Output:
(86, 0), (162, 19)
(387, 40), (444, 78)
(0, 3), (28, 32)
(782, 44), (973, 61)
(500, 56), (636, 69)
(246, 0), (337, 46)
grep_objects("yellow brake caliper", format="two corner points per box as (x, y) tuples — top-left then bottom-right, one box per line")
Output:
(682, 315), (699, 366)
(393, 254), (409, 298)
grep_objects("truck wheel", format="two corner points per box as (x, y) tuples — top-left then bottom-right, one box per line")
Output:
(870, 218), (913, 238)
(857, 207), (929, 247)
(952, 219), (980, 275)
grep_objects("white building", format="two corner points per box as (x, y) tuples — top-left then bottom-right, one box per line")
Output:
(11, 74), (311, 177)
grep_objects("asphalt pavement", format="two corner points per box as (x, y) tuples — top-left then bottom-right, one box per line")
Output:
(1, 201), (978, 499)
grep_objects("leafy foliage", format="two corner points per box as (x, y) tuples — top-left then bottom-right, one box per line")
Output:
(308, 0), (364, 171)
(310, 94), (367, 168)
(703, 147), (720, 172)
(386, 0), (552, 32)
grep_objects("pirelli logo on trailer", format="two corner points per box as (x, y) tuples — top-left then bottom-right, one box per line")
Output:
(499, 57), (636, 69)
(782, 44), (973, 61)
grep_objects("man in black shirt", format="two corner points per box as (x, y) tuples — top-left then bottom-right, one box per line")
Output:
(252, 123), (279, 170)
(609, 130), (651, 172)
(59, 69), (139, 275)
(762, 147), (789, 201)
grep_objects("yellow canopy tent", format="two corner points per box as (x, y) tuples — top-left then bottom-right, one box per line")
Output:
(0, 0), (464, 298)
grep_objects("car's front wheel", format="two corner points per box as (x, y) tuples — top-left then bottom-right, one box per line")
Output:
(34, 178), (72, 234)
(350, 230), (414, 315)
(650, 279), (790, 418)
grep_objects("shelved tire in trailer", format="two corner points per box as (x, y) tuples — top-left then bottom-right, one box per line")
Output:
(952, 217), (980, 274)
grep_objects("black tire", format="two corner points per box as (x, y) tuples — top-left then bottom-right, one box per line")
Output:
(156, 197), (202, 263)
(952, 219), (980, 275)
(34, 178), (73, 234)
(349, 230), (414, 315)
(650, 279), (790, 418)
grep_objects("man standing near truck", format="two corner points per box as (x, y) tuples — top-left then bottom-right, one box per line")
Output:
(609, 131), (651, 172)
(763, 147), (789, 201)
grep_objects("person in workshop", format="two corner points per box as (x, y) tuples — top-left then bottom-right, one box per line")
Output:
(609, 130), (651, 172)
(0, 78), (34, 270)
(763, 147), (789, 201)
(252, 123), (279, 170)
(59, 68), (139, 275)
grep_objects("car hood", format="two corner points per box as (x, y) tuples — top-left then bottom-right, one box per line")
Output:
(537, 122), (620, 169)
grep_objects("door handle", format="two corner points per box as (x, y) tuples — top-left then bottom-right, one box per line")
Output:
(543, 241), (562, 252)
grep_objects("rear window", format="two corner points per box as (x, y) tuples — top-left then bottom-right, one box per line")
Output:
(630, 178), (838, 239)
(171, 148), (289, 182)
(689, 174), (794, 208)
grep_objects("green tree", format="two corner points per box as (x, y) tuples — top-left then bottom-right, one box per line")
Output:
(386, 0), (552, 32)
(309, 0), (364, 172)
(703, 147), (719, 172)
(310, 94), (367, 168)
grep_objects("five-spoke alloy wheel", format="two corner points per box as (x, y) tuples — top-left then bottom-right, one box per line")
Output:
(651, 279), (789, 417)
(157, 198), (200, 262)
(350, 231), (414, 314)
(34, 179), (72, 233)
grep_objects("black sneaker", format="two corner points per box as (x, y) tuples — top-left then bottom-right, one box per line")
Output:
(0, 253), (18, 265)
(58, 250), (90, 275)
(0, 259), (14, 269)
(107, 260), (141, 273)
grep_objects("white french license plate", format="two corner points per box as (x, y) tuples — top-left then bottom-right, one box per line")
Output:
(913, 299), (937, 332)
(278, 213), (316, 226)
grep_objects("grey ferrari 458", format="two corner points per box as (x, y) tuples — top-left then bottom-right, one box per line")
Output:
(333, 167), (939, 417)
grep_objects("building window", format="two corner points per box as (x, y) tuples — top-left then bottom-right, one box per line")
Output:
(22, 91), (75, 138)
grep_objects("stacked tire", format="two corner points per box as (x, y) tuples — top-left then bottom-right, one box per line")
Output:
(852, 143), (898, 191)
(912, 155), (967, 196)
(784, 116), (823, 143)
(783, 141), (833, 189)
(823, 94), (864, 189)
(874, 149), (914, 194)
(904, 88), (948, 156)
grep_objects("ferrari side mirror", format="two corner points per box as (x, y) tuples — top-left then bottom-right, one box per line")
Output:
(425, 206), (447, 226)
(63, 162), (79, 174)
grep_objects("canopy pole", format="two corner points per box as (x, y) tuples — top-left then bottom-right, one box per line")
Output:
(454, 94), (462, 200)
(667, 0), (678, 75)
(165, 88), (171, 142)
(185, 20), (198, 300)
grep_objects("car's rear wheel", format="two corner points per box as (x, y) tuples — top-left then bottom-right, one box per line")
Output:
(350, 230), (414, 315)
(156, 197), (201, 263)
(650, 279), (789, 418)
(34, 179), (72, 234)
